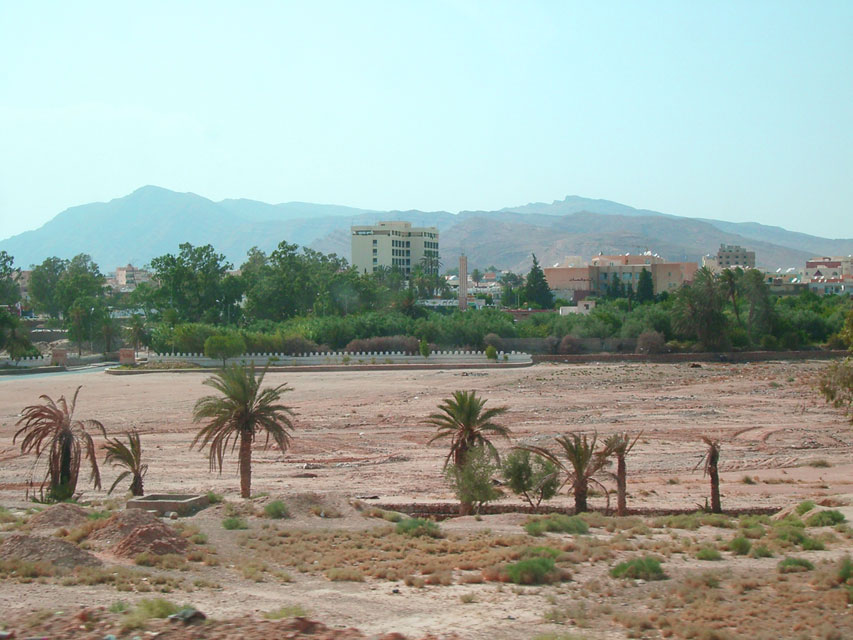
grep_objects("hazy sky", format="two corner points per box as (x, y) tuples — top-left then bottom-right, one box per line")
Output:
(1, 1), (851, 242)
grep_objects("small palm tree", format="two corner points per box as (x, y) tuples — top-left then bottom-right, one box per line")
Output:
(426, 390), (510, 515)
(14, 387), (106, 501)
(604, 432), (642, 516)
(521, 432), (611, 514)
(104, 429), (147, 496)
(126, 314), (147, 354)
(192, 363), (295, 498)
(697, 436), (722, 513)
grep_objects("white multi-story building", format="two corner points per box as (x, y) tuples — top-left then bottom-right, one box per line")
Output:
(351, 221), (439, 277)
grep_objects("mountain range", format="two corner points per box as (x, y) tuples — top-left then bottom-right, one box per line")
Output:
(2, 185), (852, 274)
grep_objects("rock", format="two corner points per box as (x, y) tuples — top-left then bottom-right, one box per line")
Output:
(168, 607), (206, 624)
(168, 511), (179, 520)
(0, 631), (14, 639)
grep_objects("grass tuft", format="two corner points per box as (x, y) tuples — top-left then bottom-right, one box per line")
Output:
(610, 556), (666, 580)
(778, 557), (814, 573)
(395, 517), (441, 538)
(222, 516), (248, 530)
(525, 514), (588, 536)
(805, 510), (845, 527)
(264, 500), (290, 519)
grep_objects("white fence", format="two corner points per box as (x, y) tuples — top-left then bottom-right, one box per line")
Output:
(0, 355), (52, 369)
(149, 350), (532, 367)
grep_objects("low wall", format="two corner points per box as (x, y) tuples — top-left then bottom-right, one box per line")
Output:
(532, 349), (850, 365)
(0, 355), (52, 369)
(149, 350), (532, 367)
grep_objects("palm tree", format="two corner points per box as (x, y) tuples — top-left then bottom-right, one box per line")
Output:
(427, 391), (510, 515)
(603, 432), (641, 516)
(721, 268), (743, 328)
(104, 429), (147, 496)
(126, 314), (148, 355)
(521, 432), (612, 514)
(697, 436), (722, 513)
(192, 364), (295, 498)
(14, 387), (105, 501)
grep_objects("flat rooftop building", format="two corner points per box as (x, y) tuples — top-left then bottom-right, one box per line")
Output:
(351, 221), (439, 277)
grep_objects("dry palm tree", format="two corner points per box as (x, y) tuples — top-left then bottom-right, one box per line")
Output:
(696, 436), (722, 513)
(104, 429), (147, 496)
(604, 432), (642, 516)
(521, 432), (612, 514)
(14, 386), (106, 501)
(192, 363), (295, 498)
(426, 390), (510, 515)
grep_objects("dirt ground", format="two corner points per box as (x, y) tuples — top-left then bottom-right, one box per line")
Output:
(1, 360), (853, 639)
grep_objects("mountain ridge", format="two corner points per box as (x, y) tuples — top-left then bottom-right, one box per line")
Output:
(2, 186), (851, 273)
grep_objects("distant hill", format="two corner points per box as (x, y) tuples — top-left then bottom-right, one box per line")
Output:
(2, 186), (851, 273)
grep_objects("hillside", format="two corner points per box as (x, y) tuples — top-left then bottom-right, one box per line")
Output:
(2, 187), (850, 273)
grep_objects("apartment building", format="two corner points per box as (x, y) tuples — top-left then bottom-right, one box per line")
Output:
(715, 244), (755, 269)
(351, 221), (439, 277)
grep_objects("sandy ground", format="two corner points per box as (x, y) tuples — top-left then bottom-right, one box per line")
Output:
(1, 360), (853, 638)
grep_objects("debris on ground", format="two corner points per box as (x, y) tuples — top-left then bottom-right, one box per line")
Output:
(0, 533), (101, 568)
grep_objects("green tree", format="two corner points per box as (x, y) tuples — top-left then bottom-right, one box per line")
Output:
(126, 314), (149, 353)
(0, 310), (36, 363)
(104, 430), (147, 496)
(445, 445), (501, 515)
(721, 268), (744, 328)
(66, 296), (105, 356)
(524, 254), (554, 309)
(56, 254), (106, 318)
(521, 432), (611, 514)
(192, 364), (295, 498)
(471, 268), (482, 286)
(819, 358), (853, 423)
(0, 251), (21, 305)
(636, 268), (654, 304)
(603, 432), (641, 516)
(150, 243), (232, 323)
(672, 267), (728, 351)
(501, 449), (559, 508)
(426, 390), (510, 515)
(204, 334), (247, 367)
(29, 257), (68, 318)
(14, 387), (106, 501)
(742, 269), (774, 344)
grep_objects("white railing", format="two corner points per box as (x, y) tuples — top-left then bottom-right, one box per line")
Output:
(149, 350), (531, 367)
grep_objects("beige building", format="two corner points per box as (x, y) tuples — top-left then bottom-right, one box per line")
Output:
(351, 221), (439, 277)
(715, 244), (755, 269)
(111, 264), (152, 292)
(545, 253), (698, 300)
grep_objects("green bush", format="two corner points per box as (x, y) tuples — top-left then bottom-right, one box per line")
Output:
(524, 514), (589, 537)
(485, 345), (498, 360)
(778, 557), (814, 573)
(396, 517), (441, 538)
(838, 555), (853, 583)
(696, 547), (722, 561)
(419, 338), (430, 358)
(222, 517), (248, 530)
(445, 446), (501, 514)
(504, 557), (558, 584)
(795, 500), (816, 516)
(750, 545), (773, 558)
(609, 556), (666, 580)
(264, 500), (290, 519)
(120, 598), (182, 631)
(728, 536), (752, 555)
(206, 491), (224, 504)
(801, 537), (825, 551)
(805, 510), (845, 527)
(204, 334), (246, 365)
(502, 449), (559, 508)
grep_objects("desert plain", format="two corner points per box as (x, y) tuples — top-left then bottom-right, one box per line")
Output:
(1, 359), (852, 639)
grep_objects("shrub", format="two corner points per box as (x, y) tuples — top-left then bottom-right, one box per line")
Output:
(485, 345), (498, 360)
(504, 557), (558, 584)
(750, 545), (773, 558)
(264, 605), (308, 619)
(838, 555), (853, 584)
(120, 598), (181, 631)
(280, 335), (323, 355)
(222, 517), (248, 530)
(609, 556), (666, 580)
(635, 331), (666, 354)
(326, 567), (364, 581)
(525, 514), (589, 537)
(445, 446), (501, 514)
(778, 557), (814, 573)
(728, 536), (752, 555)
(204, 334), (246, 365)
(396, 518), (441, 538)
(264, 500), (290, 519)
(558, 334), (582, 354)
(206, 491), (224, 504)
(806, 510), (845, 527)
(502, 449), (559, 508)
(345, 335), (417, 354)
(483, 333), (503, 350)
(796, 500), (816, 515)
(801, 537), (825, 551)
(419, 338), (430, 358)
(696, 547), (722, 561)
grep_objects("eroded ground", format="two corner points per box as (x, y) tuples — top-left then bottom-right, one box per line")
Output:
(1, 360), (852, 639)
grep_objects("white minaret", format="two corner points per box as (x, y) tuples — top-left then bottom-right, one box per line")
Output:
(458, 254), (468, 310)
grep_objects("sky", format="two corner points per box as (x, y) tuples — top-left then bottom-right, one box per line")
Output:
(1, 1), (851, 242)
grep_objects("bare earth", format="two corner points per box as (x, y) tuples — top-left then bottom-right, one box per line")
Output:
(1, 360), (852, 639)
